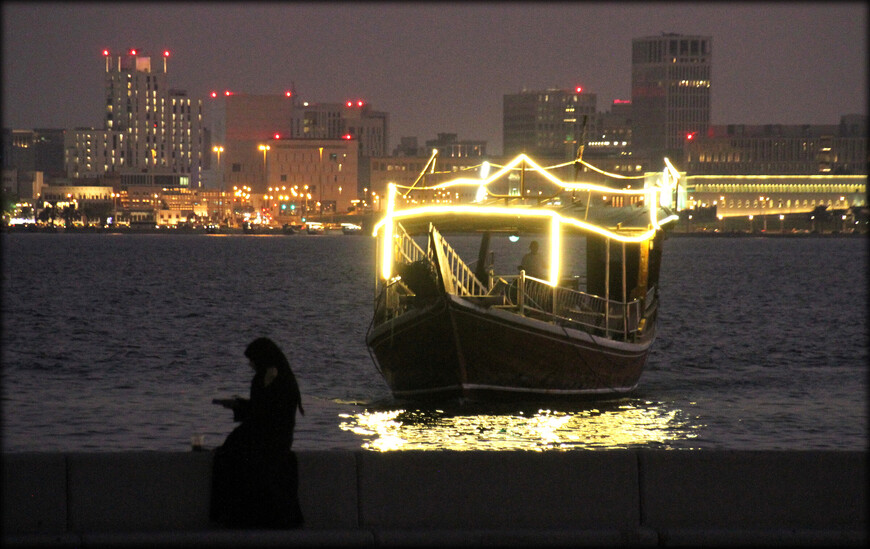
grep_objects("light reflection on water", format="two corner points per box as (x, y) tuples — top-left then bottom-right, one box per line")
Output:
(339, 401), (700, 451)
(3, 234), (865, 452)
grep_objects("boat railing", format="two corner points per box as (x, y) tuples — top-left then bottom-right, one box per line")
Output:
(428, 225), (488, 297)
(505, 273), (646, 341)
(376, 223), (427, 319)
(394, 222), (429, 265)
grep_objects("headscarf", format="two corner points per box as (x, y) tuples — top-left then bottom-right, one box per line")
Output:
(244, 337), (304, 415)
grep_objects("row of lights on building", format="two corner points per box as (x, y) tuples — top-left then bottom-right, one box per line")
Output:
(102, 49), (170, 57)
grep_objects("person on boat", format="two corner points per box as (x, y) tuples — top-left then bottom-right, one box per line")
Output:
(210, 337), (305, 529)
(519, 240), (547, 279)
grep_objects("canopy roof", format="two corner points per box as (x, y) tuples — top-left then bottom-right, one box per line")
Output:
(373, 153), (680, 244)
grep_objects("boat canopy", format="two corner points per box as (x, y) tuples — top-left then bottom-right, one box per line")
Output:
(372, 153), (680, 243)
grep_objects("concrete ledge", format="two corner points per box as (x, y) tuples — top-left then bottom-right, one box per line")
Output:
(66, 451), (213, 532)
(80, 529), (376, 548)
(0, 533), (82, 548)
(1, 453), (68, 535)
(358, 450), (639, 529)
(639, 450), (867, 530)
(372, 527), (658, 546)
(297, 451), (359, 528)
(2, 450), (867, 547)
(657, 528), (868, 547)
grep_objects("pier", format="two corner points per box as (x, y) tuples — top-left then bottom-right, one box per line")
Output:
(2, 450), (865, 546)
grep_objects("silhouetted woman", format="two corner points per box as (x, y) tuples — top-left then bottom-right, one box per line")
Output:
(210, 337), (305, 529)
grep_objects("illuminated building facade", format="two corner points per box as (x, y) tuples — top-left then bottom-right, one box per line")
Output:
(262, 137), (359, 217)
(66, 50), (204, 186)
(631, 34), (711, 168)
(682, 174), (866, 218)
(503, 88), (597, 160)
(64, 128), (120, 179)
(684, 115), (868, 175)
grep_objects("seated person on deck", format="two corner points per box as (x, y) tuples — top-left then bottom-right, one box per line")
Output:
(518, 240), (547, 279)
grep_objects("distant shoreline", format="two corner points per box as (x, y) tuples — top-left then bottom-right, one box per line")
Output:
(3, 224), (866, 238)
(666, 230), (866, 238)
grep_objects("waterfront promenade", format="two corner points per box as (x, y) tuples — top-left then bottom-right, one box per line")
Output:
(3, 450), (865, 547)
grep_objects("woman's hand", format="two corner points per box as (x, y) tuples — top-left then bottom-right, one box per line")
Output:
(213, 396), (245, 409)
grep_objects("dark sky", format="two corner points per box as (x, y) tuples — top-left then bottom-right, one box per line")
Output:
(2, 2), (866, 155)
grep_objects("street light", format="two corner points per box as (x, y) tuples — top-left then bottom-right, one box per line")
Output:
(111, 192), (120, 225)
(318, 146), (324, 217)
(213, 145), (224, 223)
(779, 214), (785, 233)
(259, 145), (270, 189)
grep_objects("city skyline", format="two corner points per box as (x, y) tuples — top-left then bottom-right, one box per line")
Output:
(2, 2), (867, 156)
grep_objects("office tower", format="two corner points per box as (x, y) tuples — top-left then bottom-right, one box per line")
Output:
(66, 49), (203, 186)
(630, 33), (712, 168)
(503, 87), (597, 160)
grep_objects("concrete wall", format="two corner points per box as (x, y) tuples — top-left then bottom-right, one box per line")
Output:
(2, 450), (866, 546)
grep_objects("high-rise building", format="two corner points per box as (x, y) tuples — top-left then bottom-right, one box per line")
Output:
(292, 99), (388, 197)
(630, 33), (712, 168)
(65, 49), (204, 186)
(503, 87), (597, 160)
(206, 92), (296, 195)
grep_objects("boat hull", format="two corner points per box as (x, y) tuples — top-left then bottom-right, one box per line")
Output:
(366, 294), (654, 401)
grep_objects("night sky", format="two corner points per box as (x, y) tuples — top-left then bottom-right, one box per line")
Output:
(2, 2), (866, 155)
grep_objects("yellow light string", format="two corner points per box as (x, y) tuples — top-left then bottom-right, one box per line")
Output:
(381, 183), (396, 280)
(549, 215), (561, 285)
(373, 154), (680, 281)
